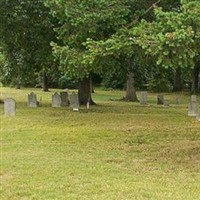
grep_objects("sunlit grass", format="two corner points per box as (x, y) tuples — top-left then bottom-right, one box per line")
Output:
(0, 87), (200, 199)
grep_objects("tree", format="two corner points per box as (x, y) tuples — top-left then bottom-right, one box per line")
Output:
(46, 0), (140, 104)
(0, 0), (57, 90)
(132, 0), (200, 93)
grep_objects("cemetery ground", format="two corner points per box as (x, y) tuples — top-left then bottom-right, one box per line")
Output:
(0, 87), (200, 200)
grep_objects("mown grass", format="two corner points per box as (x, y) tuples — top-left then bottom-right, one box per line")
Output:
(0, 87), (200, 200)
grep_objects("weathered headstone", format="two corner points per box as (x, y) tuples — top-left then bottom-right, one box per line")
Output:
(188, 101), (198, 117)
(196, 113), (200, 121)
(52, 92), (61, 107)
(60, 92), (69, 107)
(157, 95), (164, 105)
(28, 92), (37, 107)
(70, 92), (79, 111)
(188, 95), (198, 117)
(164, 100), (170, 107)
(4, 98), (16, 116)
(140, 91), (148, 105)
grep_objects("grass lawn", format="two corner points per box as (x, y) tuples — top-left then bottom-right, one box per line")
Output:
(0, 87), (200, 200)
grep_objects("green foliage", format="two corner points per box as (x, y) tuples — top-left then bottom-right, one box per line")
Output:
(0, 0), (58, 87)
(133, 1), (200, 69)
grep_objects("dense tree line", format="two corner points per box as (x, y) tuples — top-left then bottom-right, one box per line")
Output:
(0, 0), (200, 104)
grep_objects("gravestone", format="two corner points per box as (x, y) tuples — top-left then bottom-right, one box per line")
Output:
(28, 92), (37, 107)
(196, 113), (200, 121)
(70, 92), (79, 111)
(157, 95), (164, 105)
(140, 91), (148, 105)
(4, 98), (16, 116)
(60, 92), (69, 107)
(164, 100), (170, 107)
(52, 92), (61, 107)
(188, 95), (198, 117)
(188, 101), (198, 117)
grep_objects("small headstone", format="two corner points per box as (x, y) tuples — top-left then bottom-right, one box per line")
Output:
(157, 95), (164, 105)
(188, 101), (198, 117)
(196, 112), (200, 122)
(60, 92), (69, 107)
(196, 113), (200, 121)
(70, 92), (79, 111)
(140, 91), (148, 105)
(4, 98), (16, 116)
(191, 95), (197, 102)
(164, 100), (170, 107)
(52, 92), (61, 107)
(28, 92), (37, 107)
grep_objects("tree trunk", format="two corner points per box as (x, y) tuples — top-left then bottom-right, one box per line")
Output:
(173, 67), (183, 92)
(90, 75), (94, 93)
(42, 72), (49, 92)
(125, 72), (138, 101)
(78, 76), (95, 105)
(124, 57), (138, 102)
(191, 62), (200, 94)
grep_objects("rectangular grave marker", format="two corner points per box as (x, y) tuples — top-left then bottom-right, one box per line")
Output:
(157, 95), (164, 105)
(140, 91), (148, 105)
(60, 92), (69, 107)
(70, 92), (79, 111)
(28, 92), (37, 107)
(52, 92), (61, 107)
(196, 113), (200, 121)
(188, 101), (198, 117)
(4, 98), (16, 116)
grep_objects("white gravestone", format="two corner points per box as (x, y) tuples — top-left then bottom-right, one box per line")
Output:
(4, 98), (16, 116)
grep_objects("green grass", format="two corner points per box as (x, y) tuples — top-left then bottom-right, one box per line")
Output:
(0, 87), (200, 200)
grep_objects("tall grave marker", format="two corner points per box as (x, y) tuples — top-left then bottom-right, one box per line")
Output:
(52, 92), (61, 107)
(60, 92), (69, 107)
(188, 95), (198, 117)
(70, 92), (79, 111)
(157, 95), (164, 105)
(4, 98), (16, 116)
(28, 92), (37, 107)
(140, 91), (148, 105)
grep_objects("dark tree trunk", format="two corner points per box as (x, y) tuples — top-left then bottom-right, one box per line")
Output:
(42, 72), (49, 92)
(90, 75), (94, 93)
(124, 58), (138, 102)
(173, 67), (183, 92)
(125, 72), (138, 101)
(191, 62), (200, 94)
(78, 76), (95, 105)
